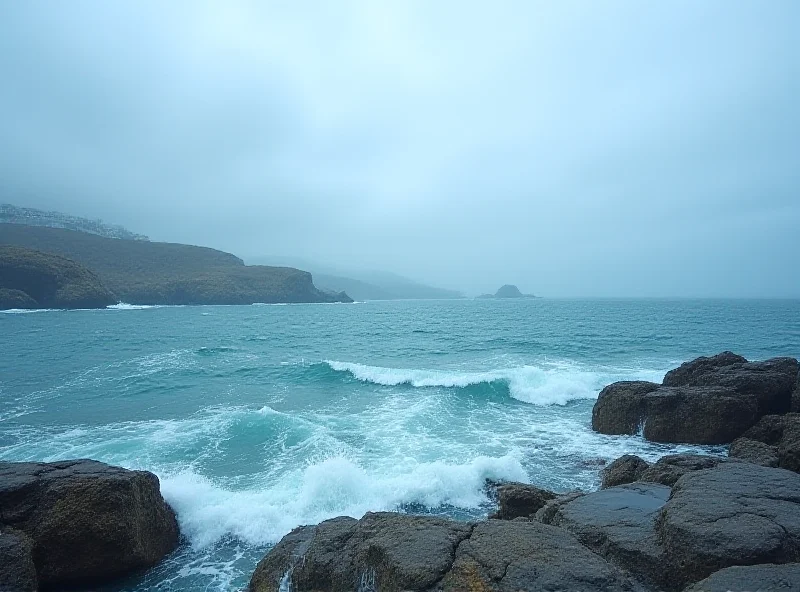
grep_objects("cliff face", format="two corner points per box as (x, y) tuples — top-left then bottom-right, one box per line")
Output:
(0, 246), (117, 309)
(0, 225), (351, 305)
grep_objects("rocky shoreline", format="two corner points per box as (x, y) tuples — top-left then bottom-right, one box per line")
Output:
(2, 351), (800, 591)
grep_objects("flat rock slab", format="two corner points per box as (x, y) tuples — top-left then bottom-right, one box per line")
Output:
(0, 459), (179, 588)
(660, 462), (800, 587)
(538, 482), (670, 589)
(684, 563), (800, 592)
(442, 520), (643, 592)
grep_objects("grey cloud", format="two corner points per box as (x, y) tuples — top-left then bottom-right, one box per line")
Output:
(1, 0), (798, 296)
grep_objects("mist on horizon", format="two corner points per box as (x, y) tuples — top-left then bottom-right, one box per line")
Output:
(1, 1), (798, 298)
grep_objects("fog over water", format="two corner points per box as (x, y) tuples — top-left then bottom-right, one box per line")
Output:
(1, 1), (798, 297)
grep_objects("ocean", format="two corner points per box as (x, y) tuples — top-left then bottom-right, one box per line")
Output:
(2, 298), (799, 590)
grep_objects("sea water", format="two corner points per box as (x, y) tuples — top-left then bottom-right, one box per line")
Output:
(1, 298), (799, 590)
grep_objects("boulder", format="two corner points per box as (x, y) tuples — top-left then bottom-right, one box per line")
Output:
(638, 454), (730, 487)
(592, 381), (660, 435)
(593, 354), (800, 445)
(0, 529), (37, 592)
(488, 482), (557, 519)
(251, 513), (641, 592)
(683, 563), (800, 592)
(663, 352), (798, 416)
(601, 455), (650, 488)
(0, 459), (179, 588)
(736, 413), (800, 472)
(593, 383), (759, 444)
(537, 482), (671, 590)
(441, 520), (643, 592)
(250, 513), (471, 592)
(662, 352), (747, 386)
(729, 438), (780, 467)
(659, 462), (800, 586)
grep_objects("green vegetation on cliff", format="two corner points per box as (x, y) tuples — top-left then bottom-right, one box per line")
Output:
(0, 246), (117, 309)
(0, 224), (351, 305)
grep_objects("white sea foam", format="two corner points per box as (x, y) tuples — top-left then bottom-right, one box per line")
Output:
(0, 308), (60, 314)
(107, 302), (159, 310)
(324, 360), (663, 405)
(160, 452), (526, 549)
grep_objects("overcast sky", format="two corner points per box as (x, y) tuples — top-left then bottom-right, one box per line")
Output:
(1, 1), (798, 297)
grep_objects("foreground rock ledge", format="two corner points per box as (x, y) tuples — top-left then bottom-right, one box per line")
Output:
(251, 461), (800, 592)
(0, 459), (179, 589)
(249, 512), (641, 592)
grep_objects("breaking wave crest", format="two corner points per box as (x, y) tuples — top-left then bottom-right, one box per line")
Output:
(322, 360), (660, 406)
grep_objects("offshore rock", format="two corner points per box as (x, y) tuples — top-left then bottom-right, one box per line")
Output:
(0, 459), (179, 588)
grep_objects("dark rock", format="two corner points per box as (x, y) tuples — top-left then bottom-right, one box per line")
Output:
(441, 520), (642, 592)
(0, 288), (38, 310)
(640, 386), (759, 444)
(683, 563), (800, 592)
(251, 513), (641, 592)
(638, 454), (730, 487)
(793, 374), (800, 412)
(537, 482), (670, 590)
(0, 528), (37, 592)
(729, 438), (780, 467)
(663, 353), (798, 416)
(594, 382), (759, 444)
(488, 482), (557, 519)
(249, 512), (471, 592)
(593, 354), (800, 445)
(0, 246), (117, 309)
(601, 455), (650, 488)
(738, 413), (800, 473)
(659, 462), (800, 586)
(534, 492), (585, 524)
(662, 352), (747, 386)
(0, 459), (179, 588)
(592, 381), (660, 435)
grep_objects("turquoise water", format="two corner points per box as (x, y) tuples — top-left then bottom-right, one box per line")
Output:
(2, 298), (799, 590)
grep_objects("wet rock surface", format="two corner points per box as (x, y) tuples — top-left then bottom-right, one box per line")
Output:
(537, 482), (670, 589)
(0, 459), (179, 589)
